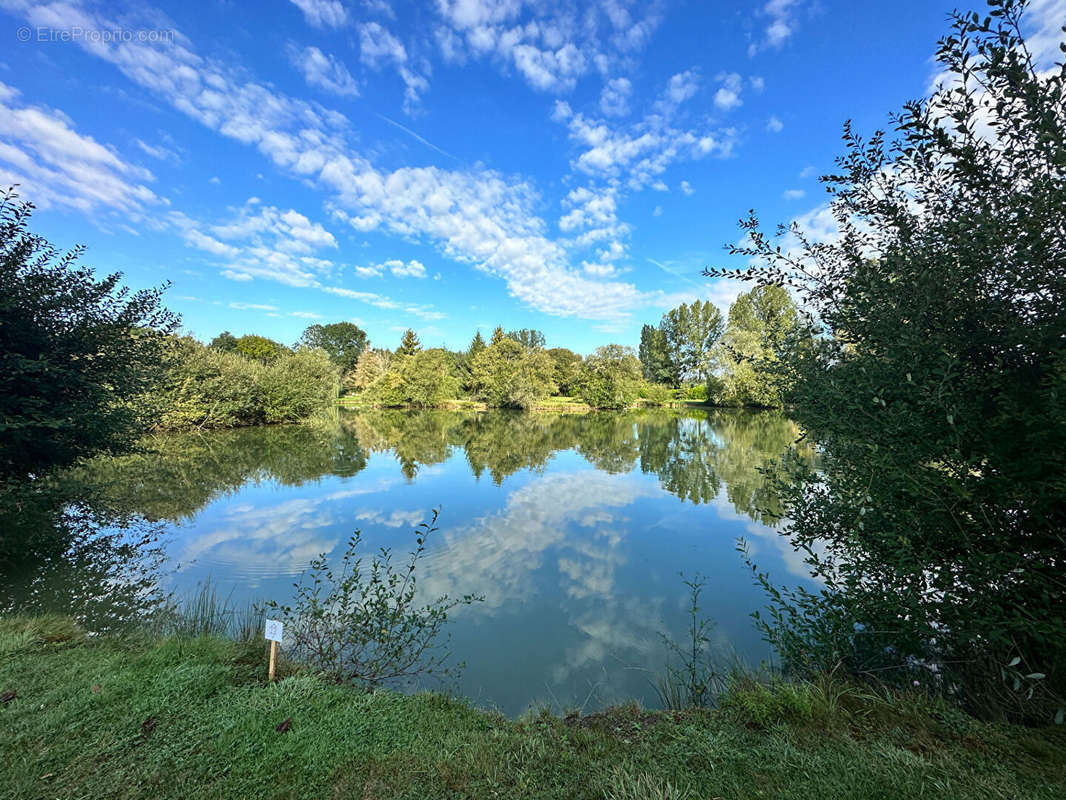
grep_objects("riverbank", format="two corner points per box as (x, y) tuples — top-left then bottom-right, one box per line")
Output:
(2, 617), (1063, 799)
(335, 395), (717, 413)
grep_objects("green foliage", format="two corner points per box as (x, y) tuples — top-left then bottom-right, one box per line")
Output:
(575, 345), (643, 409)
(467, 330), (487, 359)
(660, 300), (724, 384)
(3, 622), (1064, 800)
(346, 348), (392, 393)
(400, 349), (461, 407)
(397, 328), (421, 356)
(638, 324), (672, 385)
(721, 676), (814, 729)
(713, 1), (1066, 723)
(151, 337), (339, 429)
(711, 285), (806, 408)
(656, 574), (726, 709)
(0, 191), (178, 484)
(208, 331), (238, 352)
(362, 349), (460, 407)
(547, 347), (583, 396)
(297, 322), (368, 374)
(233, 334), (288, 362)
(266, 510), (481, 688)
(641, 383), (675, 406)
(471, 336), (556, 409)
(505, 328), (546, 349)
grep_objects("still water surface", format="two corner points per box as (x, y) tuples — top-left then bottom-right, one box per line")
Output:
(21, 409), (816, 715)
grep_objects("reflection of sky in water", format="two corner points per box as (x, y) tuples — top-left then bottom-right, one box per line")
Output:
(158, 413), (817, 716)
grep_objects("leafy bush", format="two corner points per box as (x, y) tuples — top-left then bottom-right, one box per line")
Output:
(472, 337), (556, 409)
(641, 383), (675, 405)
(153, 337), (338, 429)
(575, 345), (642, 409)
(265, 511), (481, 687)
(714, 1), (1066, 722)
(362, 350), (460, 407)
(0, 190), (177, 481)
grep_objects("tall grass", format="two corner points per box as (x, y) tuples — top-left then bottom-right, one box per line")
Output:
(153, 579), (263, 642)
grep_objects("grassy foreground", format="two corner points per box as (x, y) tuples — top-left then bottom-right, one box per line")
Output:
(1, 617), (1064, 800)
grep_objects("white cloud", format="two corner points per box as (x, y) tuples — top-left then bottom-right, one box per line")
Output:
(0, 81), (160, 214)
(229, 301), (279, 311)
(766, 115), (784, 133)
(799, 164), (816, 178)
(291, 310), (323, 319)
(134, 137), (178, 161)
(554, 73), (733, 192)
(358, 21), (428, 112)
(749, 0), (802, 56)
(656, 69), (700, 115)
(749, 75), (765, 92)
(652, 205), (662, 217)
(783, 188), (805, 199)
(2, 0), (689, 323)
(290, 46), (360, 97)
(599, 77), (632, 117)
(680, 180), (694, 196)
(713, 71), (743, 111)
(289, 0), (347, 29)
(387, 258), (427, 278)
(433, 0), (663, 95)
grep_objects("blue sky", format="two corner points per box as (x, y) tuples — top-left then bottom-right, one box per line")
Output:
(0, 0), (1061, 353)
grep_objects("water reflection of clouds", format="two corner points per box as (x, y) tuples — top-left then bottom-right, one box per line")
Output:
(708, 486), (821, 583)
(173, 497), (340, 583)
(354, 509), (427, 528)
(419, 470), (662, 611)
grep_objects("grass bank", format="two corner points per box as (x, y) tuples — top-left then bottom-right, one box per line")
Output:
(334, 396), (713, 413)
(2, 617), (1064, 799)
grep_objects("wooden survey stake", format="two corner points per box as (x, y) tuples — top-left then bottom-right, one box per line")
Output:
(265, 619), (284, 682)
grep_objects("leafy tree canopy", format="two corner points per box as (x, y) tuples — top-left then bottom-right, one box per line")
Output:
(709, 0), (1066, 722)
(298, 322), (368, 374)
(0, 191), (178, 482)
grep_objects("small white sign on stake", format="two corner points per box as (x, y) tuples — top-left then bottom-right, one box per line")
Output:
(264, 619), (284, 643)
(265, 619), (283, 682)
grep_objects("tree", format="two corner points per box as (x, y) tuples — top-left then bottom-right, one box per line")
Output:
(713, 285), (806, 407)
(0, 191), (178, 483)
(234, 334), (288, 362)
(400, 349), (460, 407)
(471, 337), (556, 409)
(467, 331), (487, 359)
(298, 322), (368, 374)
(209, 331), (238, 352)
(638, 324), (672, 384)
(660, 300), (724, 384)
(547, 348), (583, 396)
(489, 326), (507, 346)
(575, 345), (643, 409)
(346, 348), (392, 393)
(709, 0), (1066, 721)
(506, 328), (546, 349)
(397, 328), (421, 356)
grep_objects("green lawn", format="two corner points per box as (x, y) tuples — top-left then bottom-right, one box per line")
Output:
(2, 616), (1063, 799)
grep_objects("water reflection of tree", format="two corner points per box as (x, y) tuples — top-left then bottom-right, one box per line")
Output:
(69, 422), (368, 522)
(341, 407), (812, 524)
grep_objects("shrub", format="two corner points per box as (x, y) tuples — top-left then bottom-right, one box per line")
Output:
(575, 345), (642, 409)
(471, 338), (556, 409)
(265, 511), (481, 687)
(641, 383), (675, 406)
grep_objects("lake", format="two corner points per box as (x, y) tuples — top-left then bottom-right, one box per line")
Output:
(6, 408), (816, 716)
